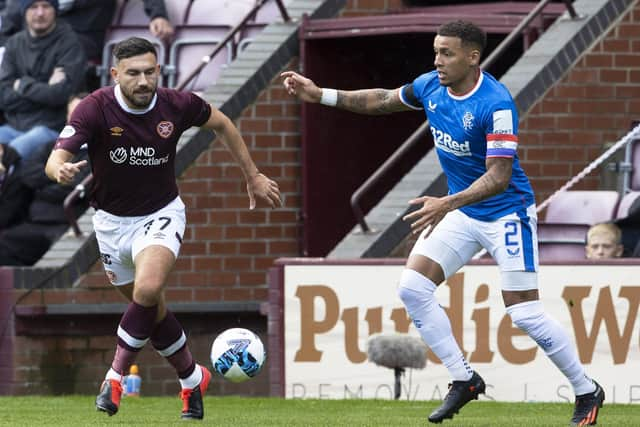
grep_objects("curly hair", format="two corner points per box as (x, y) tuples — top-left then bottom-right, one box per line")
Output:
(437, 20), (487, 55)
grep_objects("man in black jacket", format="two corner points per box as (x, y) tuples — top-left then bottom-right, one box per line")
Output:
(0, 92), (89, 266)
(0, 138), (89, 265)
(0, 0), (85, 161)
(0, 142), (28, 229)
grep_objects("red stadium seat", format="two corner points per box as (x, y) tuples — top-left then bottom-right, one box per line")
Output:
(186, 0), (255, 26)
(167, 28), (232, 90)
(537, 223), (588, 244)
(167, 0), (255, 90)
(543, 191), (620, 225)
(165, 0), (191, 26)
(538, 242), (586, 262)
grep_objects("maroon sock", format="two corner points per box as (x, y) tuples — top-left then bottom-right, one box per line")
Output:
(111, 302), (158, 375)
(151, 309), (196, 379)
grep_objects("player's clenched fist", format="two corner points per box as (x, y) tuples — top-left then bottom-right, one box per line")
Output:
(280, 71), (323, 103)
(56, 160), (88, 185)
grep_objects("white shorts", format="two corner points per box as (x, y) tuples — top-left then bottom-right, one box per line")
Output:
(409, 204), (539, 291)
(92, 196), (186, 286)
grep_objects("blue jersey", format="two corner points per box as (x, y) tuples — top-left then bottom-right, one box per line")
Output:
(399, 70), (535, 221)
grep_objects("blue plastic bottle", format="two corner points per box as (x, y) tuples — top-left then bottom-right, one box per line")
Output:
(124, 364), (141, 397)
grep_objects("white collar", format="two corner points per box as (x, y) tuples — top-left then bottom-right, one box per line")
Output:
(447, 71), (484, 101)
(114, 84), (157, 114)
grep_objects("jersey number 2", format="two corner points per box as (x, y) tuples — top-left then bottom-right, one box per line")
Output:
(504, 221), (520, 256)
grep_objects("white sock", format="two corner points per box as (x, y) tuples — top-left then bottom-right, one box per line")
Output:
(506, 300), (596, 396)
(105, 368), (123, 383)
(398, 269), (473, 381)
(179, 364), (203, 389)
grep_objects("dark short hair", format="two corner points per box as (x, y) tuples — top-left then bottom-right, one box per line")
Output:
(437, 20), (487, 55)
(112, 37), (157, 63)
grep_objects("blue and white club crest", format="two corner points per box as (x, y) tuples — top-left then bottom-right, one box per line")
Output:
(462, 111), (474, 130)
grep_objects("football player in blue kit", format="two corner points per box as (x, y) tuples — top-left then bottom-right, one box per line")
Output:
(282, 20), (603, 426)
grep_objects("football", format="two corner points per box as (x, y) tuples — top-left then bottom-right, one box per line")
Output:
(210, 328), (266, 383)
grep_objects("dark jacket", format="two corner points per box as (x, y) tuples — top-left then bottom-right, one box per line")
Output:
(55, 0), (118, 62)
(0, 140), (90, 266)
(615, 196), (640, 256)
(142, 0), (169, 21)
(0, 143), (29, 229)
(0, 20), (86, 131)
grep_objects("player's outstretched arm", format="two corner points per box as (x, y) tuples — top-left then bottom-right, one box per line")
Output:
(202, 107), (282, 210)
(281, 70), (412, 115)
(45, 148), (88, 186)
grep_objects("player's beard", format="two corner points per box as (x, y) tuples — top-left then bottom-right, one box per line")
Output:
(121, 84), (156, 108)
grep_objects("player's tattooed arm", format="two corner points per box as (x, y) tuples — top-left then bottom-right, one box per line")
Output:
(444, 157), (513, 211)
(337, 89), (412, 115)
(280, 71), (412, 114)
(403, 157), (512, 236)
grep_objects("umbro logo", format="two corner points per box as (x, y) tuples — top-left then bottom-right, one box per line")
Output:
(428, 100), (437, 112)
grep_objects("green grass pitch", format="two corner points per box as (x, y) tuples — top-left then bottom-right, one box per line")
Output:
(0, 396), (636, 426)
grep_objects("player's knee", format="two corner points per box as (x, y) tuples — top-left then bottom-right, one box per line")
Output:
(397, 269), (436, 311)
(132, 282), (163, 306)
(506, 300), (545, 332)
(397, 284), (415, 308)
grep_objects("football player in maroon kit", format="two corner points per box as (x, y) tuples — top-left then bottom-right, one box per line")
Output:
(45, 37), (281, 420)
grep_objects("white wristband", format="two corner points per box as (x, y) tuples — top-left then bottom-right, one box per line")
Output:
(320, 88), (338, 106)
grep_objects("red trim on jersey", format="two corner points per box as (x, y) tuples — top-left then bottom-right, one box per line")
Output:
(487, 133), (518, 142)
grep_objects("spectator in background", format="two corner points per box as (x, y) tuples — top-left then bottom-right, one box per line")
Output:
(0, 0), (174, 89)
(614, 194), (640, 256)
(0, 0), (85, 160)
(54, 0), (174, 62)
(1, 0), (174, 57)
(0, 92), (89, 266)
(585, 222), (624, 259)
(0, 141), (25, 229)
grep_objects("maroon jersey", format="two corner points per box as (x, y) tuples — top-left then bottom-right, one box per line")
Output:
(55, 86), (211, 215)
